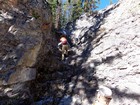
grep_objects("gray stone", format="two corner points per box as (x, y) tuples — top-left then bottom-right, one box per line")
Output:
(68, 0), (140, 105)
(0, 0), (61, 103)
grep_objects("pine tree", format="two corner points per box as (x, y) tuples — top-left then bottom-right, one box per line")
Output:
(83, 0), (100, 12)
(47, 0), (62, 29)
(55, 0), (62, 29)
(47, 0), (100, 29)
(71, 0), (83, 20)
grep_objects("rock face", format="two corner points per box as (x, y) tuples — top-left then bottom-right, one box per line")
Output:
(0, 0), (140, 105)
(67, 0), (140, 105)
(0, 0), (59, 104)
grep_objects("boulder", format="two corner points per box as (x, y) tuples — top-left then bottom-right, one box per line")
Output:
(0, 0), (60, 103)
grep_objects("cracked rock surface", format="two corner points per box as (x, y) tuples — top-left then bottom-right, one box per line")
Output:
(65, 0), (140, 104)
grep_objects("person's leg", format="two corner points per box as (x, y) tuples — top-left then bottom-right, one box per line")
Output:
(62, 54), (64, 60)
(62, 45), (65, 60)
(62, 45), (69, 60)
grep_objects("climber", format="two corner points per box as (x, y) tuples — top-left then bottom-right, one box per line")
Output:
(58, 36), (70, 60)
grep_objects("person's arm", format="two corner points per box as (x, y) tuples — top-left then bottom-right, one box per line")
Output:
(57, 42), (62, 51)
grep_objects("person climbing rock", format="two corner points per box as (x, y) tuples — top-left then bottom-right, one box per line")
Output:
(58, 36), (70, 60)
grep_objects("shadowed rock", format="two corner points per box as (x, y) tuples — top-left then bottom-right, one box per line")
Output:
(0, 0), (60, 104)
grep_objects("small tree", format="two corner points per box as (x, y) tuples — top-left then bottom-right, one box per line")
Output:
(72, 3), (83, 20)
